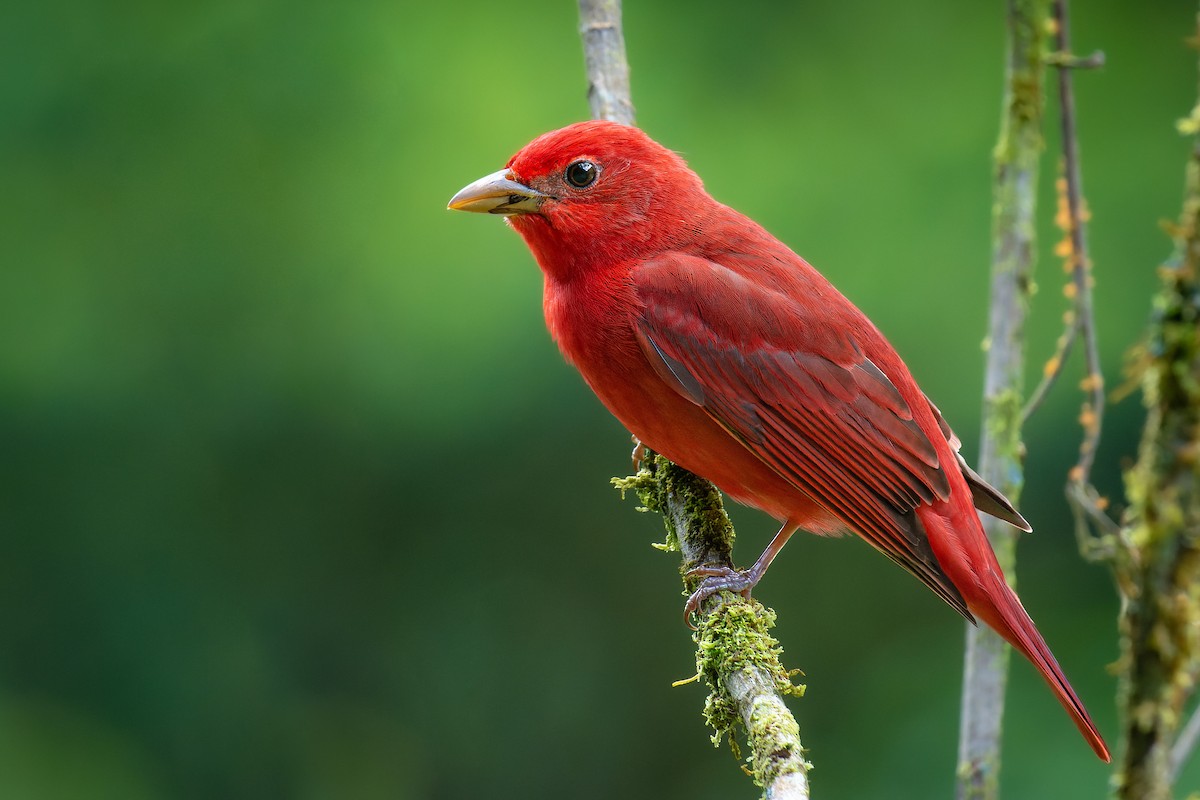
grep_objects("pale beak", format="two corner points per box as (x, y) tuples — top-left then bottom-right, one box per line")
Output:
(447, 169), (549, 215)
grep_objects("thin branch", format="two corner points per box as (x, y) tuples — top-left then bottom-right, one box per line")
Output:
(1019, 37), (1103, 429)
(1045, 50), (1106, 69)
(578, 0), (635, 126)
(1052, 0), (1107, 496)
(1170, 701), (1200, 783)
(1021, 309), (1078, 422)
(577, 3), (809, 797)
(1048, 0), (1123, 560)
(956, 2), (1048, 797)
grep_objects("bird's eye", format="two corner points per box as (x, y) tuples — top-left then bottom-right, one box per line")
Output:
(564, 160), (599, 189)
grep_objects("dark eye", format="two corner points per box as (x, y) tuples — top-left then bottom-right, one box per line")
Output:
(564, 160), (599, 189)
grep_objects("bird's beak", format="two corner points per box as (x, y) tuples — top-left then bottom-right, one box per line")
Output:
(447, 169), (548, 215)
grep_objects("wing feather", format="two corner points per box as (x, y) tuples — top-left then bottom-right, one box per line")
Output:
(925, 396), (1033, 532)
(634, 253), (972, 619)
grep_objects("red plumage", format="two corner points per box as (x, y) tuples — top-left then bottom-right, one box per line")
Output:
(449, 120), (1109, 762)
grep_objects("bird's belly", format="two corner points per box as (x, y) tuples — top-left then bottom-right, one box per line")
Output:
(582, 356), (837, 532)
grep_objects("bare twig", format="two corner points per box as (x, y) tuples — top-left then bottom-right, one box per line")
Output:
(1021, 309), (1078, 423)
(956, 3), (1048, 798)
(1047, 0), (1121, 554)
(1051, 0), (1107, 499)
(1051, 4), (1136, 706)
(1170, 701), (1200, 783)
(578, 3), (809, 797)
(1045, 49), (1106, 70)
(1019, 32), (1102, 429)
(1020, 1), (1121, 560)
(578, 0), (635, 125)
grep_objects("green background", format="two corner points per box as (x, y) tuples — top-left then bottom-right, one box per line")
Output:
(3, 1), (1197, 797)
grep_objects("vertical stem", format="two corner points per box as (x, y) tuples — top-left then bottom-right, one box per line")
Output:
(1112, 13), (1200, 794)
(579, 4), (809, 797)
(1053, 0), (1105, 491)
(956, 1), (1048, 798)
(578, 0), (636, 125)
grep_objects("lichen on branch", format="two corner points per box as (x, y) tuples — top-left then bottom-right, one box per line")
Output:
(957, 2), (1050, 797)
(1110, 93), (1200, 799)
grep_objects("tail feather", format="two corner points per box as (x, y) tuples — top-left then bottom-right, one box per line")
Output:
(918, 504), (1110, 762)
(968, 571), (1111, 763)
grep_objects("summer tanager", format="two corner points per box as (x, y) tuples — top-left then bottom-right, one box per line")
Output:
(448, 120), (1109, 761)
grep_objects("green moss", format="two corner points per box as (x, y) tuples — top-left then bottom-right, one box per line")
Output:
(611, 463), (659, 512)
(984, 387), (1025, 460)
(613, 456), (676, 553)
(613, 454), (737, 562)
(695, 601), (808, 788)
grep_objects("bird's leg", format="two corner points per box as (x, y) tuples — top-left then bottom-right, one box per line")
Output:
(630, 436), (646, 470)
(683, 522), (798, 627)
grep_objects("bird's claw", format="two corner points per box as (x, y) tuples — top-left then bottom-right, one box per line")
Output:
(682, 564), (756, 629)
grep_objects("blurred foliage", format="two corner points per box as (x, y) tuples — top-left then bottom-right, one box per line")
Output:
(1, 0), (1198, 798)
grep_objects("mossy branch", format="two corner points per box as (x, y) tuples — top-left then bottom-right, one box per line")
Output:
(577, 3), (809, 797)
(1108, 19), (1200, 795)
(614, 455), (810, 798)
(956, 2), (1048, 798)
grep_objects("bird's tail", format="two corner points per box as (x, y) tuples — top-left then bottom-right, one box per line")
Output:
(967, 570), (1111, 762)
(918, 504), (1111, 762)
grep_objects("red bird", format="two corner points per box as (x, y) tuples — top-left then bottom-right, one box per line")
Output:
(448, 120), (1109, 761)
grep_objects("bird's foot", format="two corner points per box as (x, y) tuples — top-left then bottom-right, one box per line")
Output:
(682, 564), (758, 629)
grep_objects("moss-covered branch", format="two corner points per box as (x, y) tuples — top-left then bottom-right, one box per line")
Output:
(615, 456), (809, 798)
(956, 2), (1048, 798)
(1109, 32), (1200, 795)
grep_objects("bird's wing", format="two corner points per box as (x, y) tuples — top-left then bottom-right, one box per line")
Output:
(633, 253), (973, 620)
(925, 397), (1032, 532)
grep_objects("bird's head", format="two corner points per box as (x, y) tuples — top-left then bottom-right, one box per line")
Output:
(448, 120), (710, 280)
